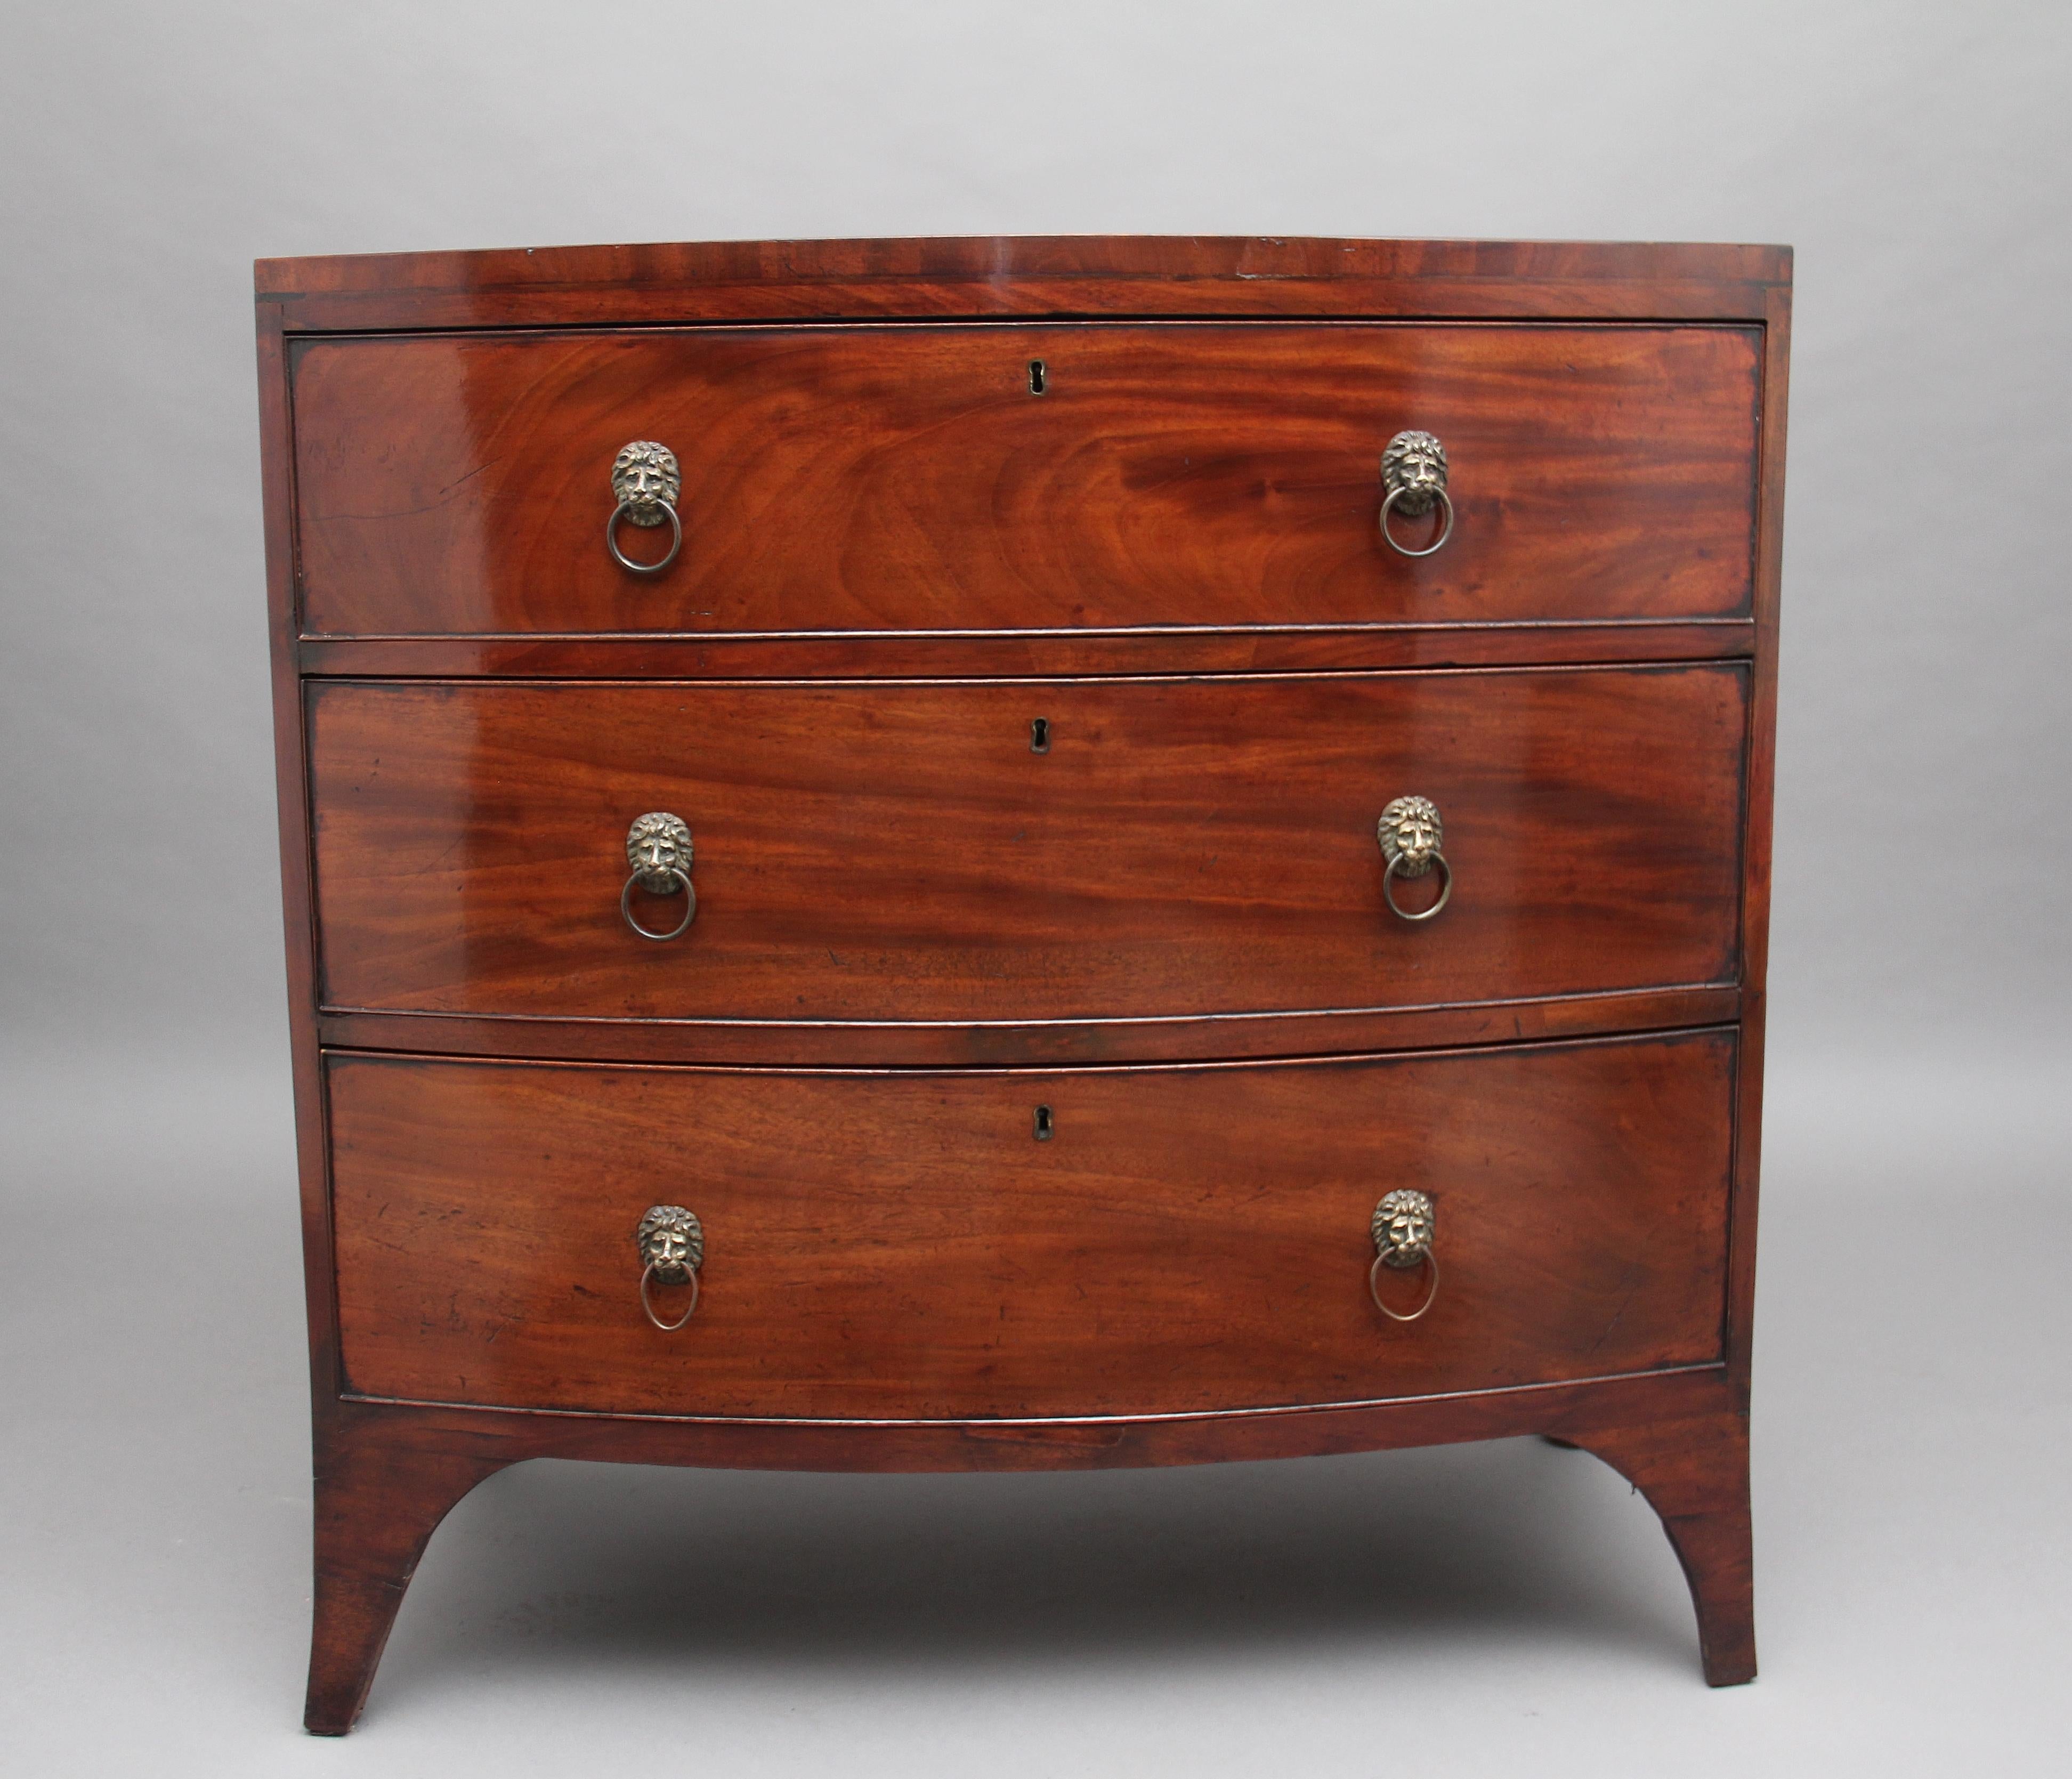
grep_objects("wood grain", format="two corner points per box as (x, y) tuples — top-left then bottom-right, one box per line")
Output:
(329, 1031), (1735, 1420)
(1572, 1407), (1755, 1686)
(1724, 278), (1792, 1395)
(257, 303), (346, 1411)
(314, 984), (1740, 1070)
(258, 236), (1790, 1726)
(305, 1429), (505, 1734)
(292, 324), (1759, 637)
(296, 620), (1758, 682)
(323, 1359), (1744, 1471)
(256, 235), (1790, 331)
(303, 1365), (1750, 1728)
(307, 666), (1746, 1033)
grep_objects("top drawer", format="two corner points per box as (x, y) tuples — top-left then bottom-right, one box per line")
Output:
(291, 324), (1760, 638)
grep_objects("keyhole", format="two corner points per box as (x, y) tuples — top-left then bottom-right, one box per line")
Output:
(1028, 359), (1047, 395)
(1033, 1105), (1054, 1141)
(1030, 717), (1050, 753)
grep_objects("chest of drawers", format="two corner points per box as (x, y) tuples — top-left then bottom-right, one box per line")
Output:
(256, 236), (1789, 1733)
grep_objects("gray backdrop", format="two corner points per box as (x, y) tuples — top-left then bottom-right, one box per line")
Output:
(3, 2), (2067, 1773)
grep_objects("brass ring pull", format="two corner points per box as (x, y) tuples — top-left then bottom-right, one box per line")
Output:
(637, 1205), (703, 1331)
(1377, 795), (1451, 922)
(1369, 1250), (1439, 1322)
(1370, 1188), (1439, 1323)
(621, 867), (695, 941)
(1382, 852), (1452, 922)
(608, 499), (683, 575)
(1379, 430), (1453, 558)
(621, 812), (696, 941)
(606, 440), (683, 575)
(640, 1260), (701, 1330)
(1379, 483), (1454, 557)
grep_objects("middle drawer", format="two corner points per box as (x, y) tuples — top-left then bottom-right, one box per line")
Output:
(309, 665), (1745, 1032)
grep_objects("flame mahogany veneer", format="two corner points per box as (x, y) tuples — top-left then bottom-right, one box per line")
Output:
(307, 668), (1746, 1033)
(329, 1037), (1737, 1420)
(256, 236), (1788, 1732)
(290, 323), (1759, 638)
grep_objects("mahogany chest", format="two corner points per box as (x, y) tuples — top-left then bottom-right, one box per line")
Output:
(255, 236), (1789, 1732)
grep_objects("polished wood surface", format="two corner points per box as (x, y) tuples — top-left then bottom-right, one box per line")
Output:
(1725, 281), (1792, 1392)
(1572, 1405), (1756, 1686)
(257, 308), (344, 1434)
(329, 1031), (1734, 1420)
(315, 983), (1742, 1069)
(293, 324), (1758, 638)
(303, 1370), (1753, 1731)
(257, 234), (1790, 333)
(304, 1424), (509, 1737)
(307, 666), (1746, 1033)
(296, 618), (1757, 682)
(260, 237), (1787, 1727)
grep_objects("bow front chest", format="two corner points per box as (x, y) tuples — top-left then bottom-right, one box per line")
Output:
(256, 236), (1788, 1732)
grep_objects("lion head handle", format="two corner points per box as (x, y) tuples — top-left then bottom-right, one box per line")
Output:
(636, 1206), (704, 1282)
(625, 812), (692, 890)
(1377, 795), (1444, 878)
(1372, 1190), (1435, 1269)
(1380, 430), (1448, 517)
(611, 441), (681, 525)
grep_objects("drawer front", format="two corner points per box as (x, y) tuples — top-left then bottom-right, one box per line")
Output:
(292, 324), (1759, 637)
(329, 1032), (1735, 1419)
(309, 667), (1745, 1026)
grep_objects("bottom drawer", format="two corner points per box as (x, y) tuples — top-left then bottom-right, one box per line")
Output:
(328, 1033), (1734, 1420)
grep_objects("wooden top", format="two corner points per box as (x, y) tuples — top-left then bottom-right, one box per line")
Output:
(255, 235), (1792, 331)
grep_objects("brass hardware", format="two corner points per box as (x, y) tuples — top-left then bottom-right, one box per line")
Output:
(1030, 717), (1050, 753)
(1033, 1104), (1054, 1141)
(1379, 430), (1454, 558)
(1376, 795), (1452, 921)
(606, 440), (683, 575)
(621, 812), (696, 941)
(1370, 1188), (1439, 1323)
(636, 1204), (704, 1331)
(1028, 359), (1047, 394)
